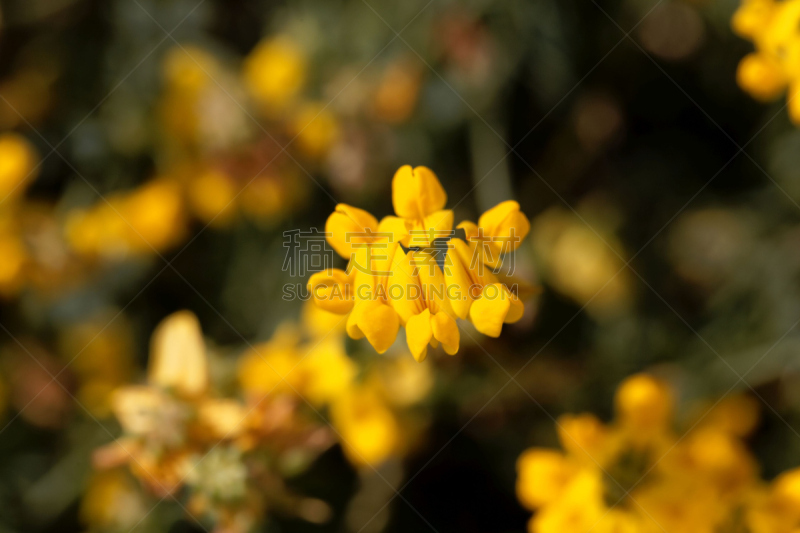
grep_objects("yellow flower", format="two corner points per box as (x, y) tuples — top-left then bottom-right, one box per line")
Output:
(58, 316), (134, 417)
(516, 373), (781, 533)
(330, 382), (399, 467)
(317, 207), (404, 354)
(238, 330), (303, 397)
(0, 133), (38, 203)
(443, 234), (524, 335)
(296, 338), (357, 406)
(732, 0), (776, 39)
(163, 45), (219, 96)
(123, 179), (186, 253)
(516, 449), (576, 510)
(531, 206), (631, 318)
(80, 470), (146, 530)
(614, 373), (672, 434)
(289, 102), (340, 158)
(148, 310), (209, 398)
(0, 230), (27, 296)
(372, 60), (423, 123)
(475, 200), (531, 257)
(308, 268), (354, 315)
(737, 52), (787, 100)
(103, 311), (253, 498)
(302, 299), (347, 338)
(187, 169), (238, 226)
(324, 203), (380, 259)
(65, 178), (186, 258)
(243, 36), (306, 115)
(389, 250), (459, 361)
(733, 0), (800, 124)
(309, 165), (531, 357)
(390, 165), (453, 247)
(376, 355), (434, 407)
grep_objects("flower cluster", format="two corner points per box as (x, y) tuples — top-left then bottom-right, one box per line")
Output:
(92, 311), (334, 533)
(87, 303), (433, 532)
(238, 303), (433, 468)
(308, 165), (530, 361)
(733, 0), (800, 123)
(516, 374), (800, 533)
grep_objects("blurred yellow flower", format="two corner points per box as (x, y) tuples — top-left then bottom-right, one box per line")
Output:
(0, 133), (38, 203)
(187, 168), (239, 226)
(289, 102), (340, 158)
(243, 36), (306, 116)
(94, 310), (333, 531)
(81, 469), (147, 531)
(65, 178), (186, 259)
(330, 381), (400, 467)
(515, 374), (789, 533)
(238, 329), (305, 398)
(0, 228), (27, 296)
(372, 60), (423, 124)
(531, 206), (631, 319)
(58, 315), (134, 417)
(733, 0), (800, 123)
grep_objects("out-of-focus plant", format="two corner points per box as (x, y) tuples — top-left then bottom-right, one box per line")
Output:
(90, 311), (334, 533)
(516, 374), (800, 533)
(733, 0), (800, 123)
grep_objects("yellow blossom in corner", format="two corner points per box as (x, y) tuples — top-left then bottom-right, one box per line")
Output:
(515, 373), (777, 533)
(733, 0), (800, 124)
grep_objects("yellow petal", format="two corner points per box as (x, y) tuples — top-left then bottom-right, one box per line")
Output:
(370, 236), (403, 296)
(378, 215), (411, 247)
(388, 250), (424, 324)
(443, 247), (474, 319)
(349, 245), (377, 302)
(198, 398), (247, 438)
(614, 374), (673, 431)
(0, 133), (38, 202)
(413, 250), (452, 316)
(408, 209), (454, 247)
(731, 0), (775, 39)
(111, 386), (166, 435)
(355, 300), (400, 353)
(478, 200), (531, 253)
(469, 283), (513, 337)
(325, 204), (378, 259)
(391, 165), (447, 220)
(516, 448), (574, 510)
(505, 290), (524, 324)
(237, 336), (301, 396)
(297, 338), (356, 405)
(456, 221), (503, 272)
(790, 82), (800, 125)
(308, 269), (353, 314)
(406, 309), (433, 362)
(430, 311), (459, 355)
(148, 311), (208, 396)
(346, 302), (367, 340)
(737, 53), (788, 102)
(330, 384), (398, 466)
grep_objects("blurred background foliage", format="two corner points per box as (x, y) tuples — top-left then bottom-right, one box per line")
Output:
(1, 0), (800, 531)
